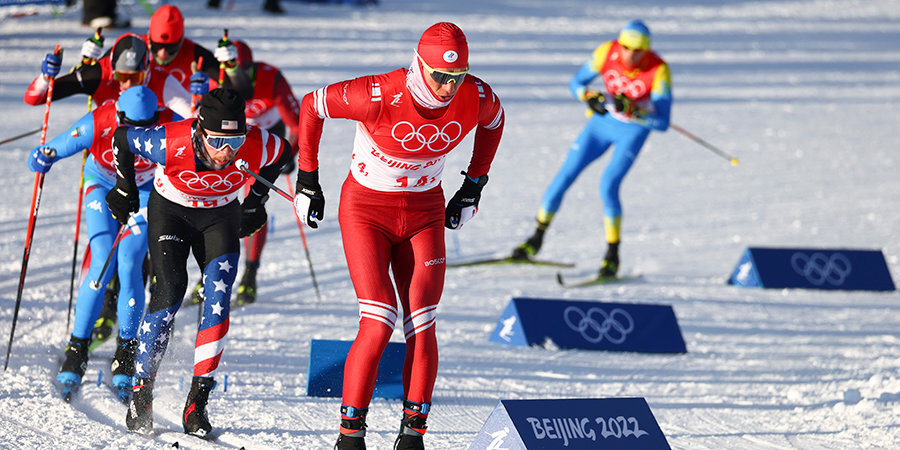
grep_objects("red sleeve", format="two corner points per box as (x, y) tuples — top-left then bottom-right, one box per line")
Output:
(465, 77), (505, 178)
(297, 75), (381, 172)
(273, 72), (301, 150)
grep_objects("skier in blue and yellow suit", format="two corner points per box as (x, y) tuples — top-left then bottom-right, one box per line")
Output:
(512, 20), (672, 277)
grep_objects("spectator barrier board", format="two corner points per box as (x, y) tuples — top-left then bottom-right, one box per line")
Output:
(306, 339), (405, 398)
(489, 297), (686, 353)
(728, 247), (895, 291)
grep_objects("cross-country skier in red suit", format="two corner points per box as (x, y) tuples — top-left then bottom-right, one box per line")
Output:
(110, 88), (288, 436)
(24, 33), (193, 118)
(138, 4), (252, 99)
(292, 22), (504, 450)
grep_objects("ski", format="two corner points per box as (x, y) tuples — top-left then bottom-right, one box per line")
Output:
(556, 272), (643, 288)
(448, 255), (575, 268)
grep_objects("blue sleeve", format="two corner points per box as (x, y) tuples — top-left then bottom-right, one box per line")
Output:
(643, 92), (672, 131)
(568, 62), (599, 100)
(42, 113), (95, 161)
(124, 126), (168, 166)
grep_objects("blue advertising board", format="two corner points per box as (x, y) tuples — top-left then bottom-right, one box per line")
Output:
(728, 247), (895, 291)
(489, 297), (686, 353)
(306, 339), (405, 398)
(470, 398), (670, 450)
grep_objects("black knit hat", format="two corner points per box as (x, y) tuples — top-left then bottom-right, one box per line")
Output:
(198, 88), (247, 135)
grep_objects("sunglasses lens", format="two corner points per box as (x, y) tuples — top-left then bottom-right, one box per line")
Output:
(206, 135), (245, 150)
(429, 71), (466, 85)
(151, 41), (181, 54)
(114, 72), (144, 84)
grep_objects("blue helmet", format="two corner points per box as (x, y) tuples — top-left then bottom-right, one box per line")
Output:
(618, 20), (651, 50)
(116, 86), (159, 127)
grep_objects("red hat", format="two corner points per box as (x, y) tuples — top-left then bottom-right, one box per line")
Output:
(149, 5), (184, 44)
(417, 22), (468, 70)
(234, 40), (253, 70)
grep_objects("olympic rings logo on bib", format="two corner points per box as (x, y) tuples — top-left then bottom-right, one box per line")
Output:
(100, 148), (153, 170)
(604, 72), (648, 99)
(391, 121), (462, 152)
(178, 170), (244, 193)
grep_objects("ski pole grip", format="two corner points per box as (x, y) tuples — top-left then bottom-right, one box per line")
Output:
(40, 147), (56, 158)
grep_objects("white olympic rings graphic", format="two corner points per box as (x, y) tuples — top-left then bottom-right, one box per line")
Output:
(167, 68), (188, 85)
(100, 148), (152, 170)
(790, 252), (852, 286)
(563, 306), (634, 344)
(391, 121), (462, 152)
(246, 99), (268, 118)
(178, 170), (244, 193)
(603, 72), (647, 99)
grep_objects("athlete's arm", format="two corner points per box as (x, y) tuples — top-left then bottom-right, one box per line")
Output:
(465, 77), (505, 178)
(273, 71), (301, 149)
(114, 125), (168, 166)
(642, 63), (672, 131)
(23, 63), (102, 105)
(253, 130), (289, 197)
(297, 75), (380, 172)
(568, 42), (612, 101)
(43, 112), (96, 160)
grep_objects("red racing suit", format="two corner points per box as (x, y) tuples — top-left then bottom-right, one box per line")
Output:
(297, 68), (504, 409)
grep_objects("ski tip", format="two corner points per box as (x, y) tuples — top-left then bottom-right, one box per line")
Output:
(171, 442), (180, 448)
(555, 272), (565, 285)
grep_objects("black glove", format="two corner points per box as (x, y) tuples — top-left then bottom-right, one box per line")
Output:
(445, 171), (488, 230)
(106, 178), (139, 225)
(585, 91), (607, 115)
(239, 192), (269, 237)
(293, 169), (325, 229)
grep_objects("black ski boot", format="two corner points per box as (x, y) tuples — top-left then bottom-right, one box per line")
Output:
(183, 376), (216, 436)
(511, 217), (551, 260)
(235, 263), (258, 307)
(89, 275), (118, 352)
(57, 336), (90, 399)
(335, 406), (368, 450)
(127, 378), (154, 434)
(111, 337), (137, 403)
(598, 242), (620, 278)
(394, 412), (427, 450)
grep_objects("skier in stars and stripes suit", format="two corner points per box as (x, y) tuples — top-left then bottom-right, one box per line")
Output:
(107, 88), (288, 436)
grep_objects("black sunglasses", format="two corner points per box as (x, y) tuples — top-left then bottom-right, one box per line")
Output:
(150, 39), (183, 55)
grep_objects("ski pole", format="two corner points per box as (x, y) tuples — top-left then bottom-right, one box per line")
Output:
(191, 56), (204, 115)
(233, 159), (322, 302)
(283, 174), (322, 303)
(89, 224), (128, 291)
(6, 45), (61, 371)
(217, 29), (229, 86)
(0, 128), (41, 147)
(67, 28), (103, 332)
(670, 122), (739, 166)
(66, 149), (88, 332)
